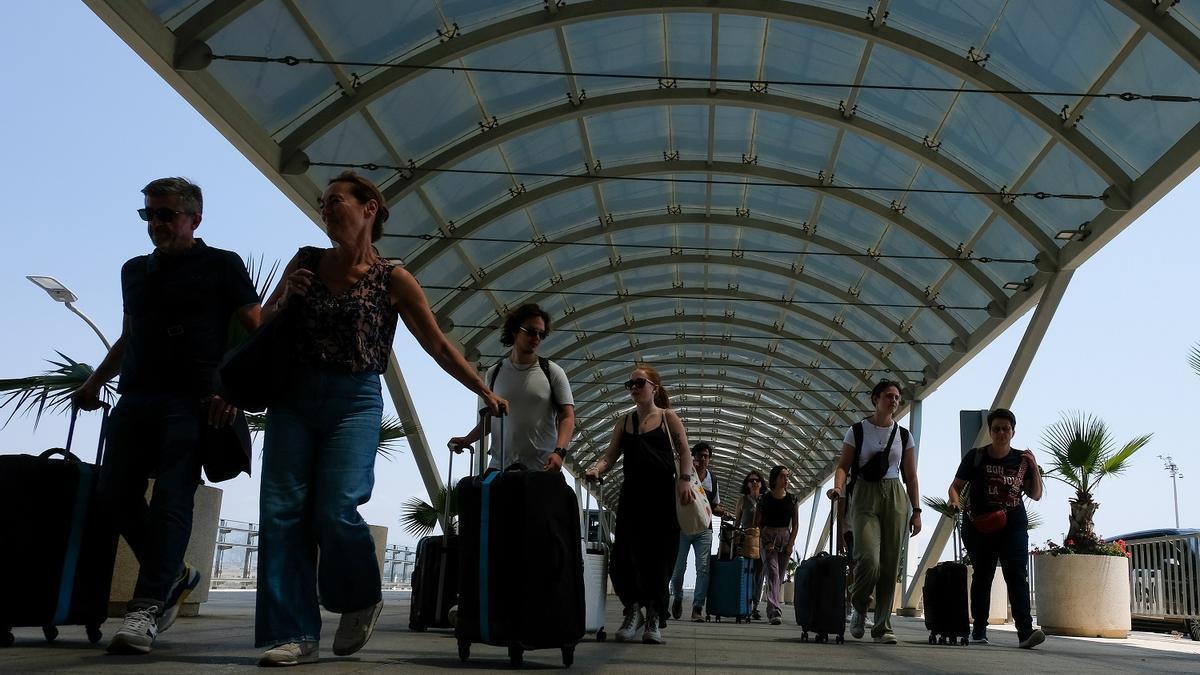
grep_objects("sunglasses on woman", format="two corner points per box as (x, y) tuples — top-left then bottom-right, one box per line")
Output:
(624, 377), (650, 390)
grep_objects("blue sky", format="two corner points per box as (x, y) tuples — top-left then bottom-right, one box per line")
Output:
(1, 2), (1196, 586)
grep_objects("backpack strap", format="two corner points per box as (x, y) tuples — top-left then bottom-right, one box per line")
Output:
(487, 359), (503, 391)
(900, 426), (911, 452)
(847, 421), (865, 498)
(537, 356), (561, 410)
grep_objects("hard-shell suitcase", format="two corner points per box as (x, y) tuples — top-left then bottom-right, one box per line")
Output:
(454, 413), (585, 668)
(582, 487), (608, 641)
(924, 520), (970, 646)
(409, 451), (464, 632)
(0, 408), (116, 647)
(705, 555), (754, 622)
(794, 499), (847, 644)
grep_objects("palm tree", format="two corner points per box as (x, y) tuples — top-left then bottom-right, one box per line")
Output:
(922, 493), (1043, 531)
(399, 484), (458, 539)
(1189, 343), (1200, 378)
(244, 412), (415, 459)
(0, 352), (114, 428)
(1041, 412), (1151, 552)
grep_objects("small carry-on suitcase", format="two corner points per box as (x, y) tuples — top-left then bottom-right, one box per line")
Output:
(582, 487), (608, 641)
(0, 407), (116, 647)
(923, 520), (970, 646)
(794, 499), (848, 644)
(455, 413), (585, 668)
(705, 554), (754, 623)
(409, 450), (465, 631)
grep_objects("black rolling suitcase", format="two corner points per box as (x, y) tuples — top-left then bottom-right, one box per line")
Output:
(794, 498), (848, 644)
(0, 408), (116, 647)
(409, 450), (465, 631)
(923, 521), (970, 646)
(454, 413), (585, 668)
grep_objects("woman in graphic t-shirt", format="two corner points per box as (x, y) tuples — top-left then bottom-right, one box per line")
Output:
(947, 408), (1045, 650)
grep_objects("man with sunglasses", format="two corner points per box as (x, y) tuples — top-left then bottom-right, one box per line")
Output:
(73, 177), (261, 655)
(448, 303), (574, 472)
(669, 442), (725, 622)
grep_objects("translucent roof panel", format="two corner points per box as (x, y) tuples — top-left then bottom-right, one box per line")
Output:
(101, 0), (1200, 499)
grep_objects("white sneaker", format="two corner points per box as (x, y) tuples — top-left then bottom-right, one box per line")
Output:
(873, 632), (898, 644)
(332, 599), (384, 656)
(642, 612), (664, 644)
(258, 641), (319, 667)
(849, 608), (866, 639)
(107, 607), (160, 654)
(615, 605), (643, 642)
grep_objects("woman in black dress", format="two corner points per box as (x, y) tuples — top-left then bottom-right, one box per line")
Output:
(585, 364), (694, 645)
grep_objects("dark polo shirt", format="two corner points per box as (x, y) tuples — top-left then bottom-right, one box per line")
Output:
(119, 238), (259, 396)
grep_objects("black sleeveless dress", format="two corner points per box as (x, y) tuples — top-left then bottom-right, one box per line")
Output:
(608, 410), (680, 617)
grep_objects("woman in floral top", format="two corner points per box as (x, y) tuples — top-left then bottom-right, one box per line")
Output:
(253, 171), (505, 666)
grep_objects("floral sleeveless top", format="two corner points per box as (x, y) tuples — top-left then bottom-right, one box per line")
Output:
(292, 246), (398, 373)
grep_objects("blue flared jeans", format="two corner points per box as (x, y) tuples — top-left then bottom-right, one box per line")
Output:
(254, 367), (384, 647)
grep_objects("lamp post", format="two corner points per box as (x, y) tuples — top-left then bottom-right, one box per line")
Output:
(26, 275), (112, 350)
(1158, 455), (1183, 529)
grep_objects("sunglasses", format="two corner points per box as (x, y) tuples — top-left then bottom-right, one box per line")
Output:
(624, 377), (650, 391)
(138, 207), (186, 223)
(748, 478), (762, 484)
(517, 325), (548, 339)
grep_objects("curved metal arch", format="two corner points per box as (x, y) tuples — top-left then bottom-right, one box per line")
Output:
(275, 0), (1133, 197)
(544, 312), (912, 392)
(454, 253), (967, 356)
(570, 368), (863, 436)
(405, 159), (1008, 312)
(461, 280), (942, 370)
(1104, 0), (1200, 71)
(428, 210), (1003, 328)
(553, 335), (878, 409)
(572, 387), (839, 444)
(381, 87), (1057, 259)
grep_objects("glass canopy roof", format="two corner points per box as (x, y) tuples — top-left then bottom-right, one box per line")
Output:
(93, 0), (1200, 505)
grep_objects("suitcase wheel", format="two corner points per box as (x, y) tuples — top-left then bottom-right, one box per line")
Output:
(800, 632), (809, 643)
(835, 634), (844, 645)
(457, 639), (470, 663)
(42, 625), (58, 642)
(938, 635), (948, 645)
(928, 633), (936, 645)
(561, 645), (574, 667)
(960, 636), (969, 646)
(1, 630), (12, 648)
(508, 644), (523, 668)
(86, 625), (103, 644)
(595, 629), (606, 642)
(410, 622), (427, 632)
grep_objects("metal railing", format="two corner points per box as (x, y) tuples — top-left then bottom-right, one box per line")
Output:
(1127, 533), (1200, 621)
(210, 519), (416, 590)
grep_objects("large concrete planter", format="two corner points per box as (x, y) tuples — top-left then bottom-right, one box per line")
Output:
(966, 565), (1011, 624)
(109, 484), (222, 617)
(782, 581), (795, 605)
(367, 524), (388, 581)
(1033, 554), (1130, 638)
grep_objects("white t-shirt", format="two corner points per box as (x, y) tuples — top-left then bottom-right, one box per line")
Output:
(842, 421), (915, 480)
(486, 357), (574, 470)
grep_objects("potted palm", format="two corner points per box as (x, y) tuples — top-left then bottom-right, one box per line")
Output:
(1032, 412), (1151, 638)
(782, 552), (801, 604)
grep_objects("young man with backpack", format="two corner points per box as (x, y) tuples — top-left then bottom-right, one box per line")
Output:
(448, 304), (574, 471)
(826, 380), (922, 645)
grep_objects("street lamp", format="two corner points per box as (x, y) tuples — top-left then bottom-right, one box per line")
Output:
(26, 275), (112, 351)
(1158, 455), (1184, 529)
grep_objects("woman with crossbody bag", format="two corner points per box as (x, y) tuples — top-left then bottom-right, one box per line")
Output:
(947, 408), (1045, 650)
(826, 380), (922, 645)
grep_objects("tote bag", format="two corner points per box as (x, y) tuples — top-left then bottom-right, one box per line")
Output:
(666, 423), (712, 535)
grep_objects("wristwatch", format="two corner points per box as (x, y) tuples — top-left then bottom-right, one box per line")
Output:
(553, 447), (567, 459)
(679, 473), (693, 481)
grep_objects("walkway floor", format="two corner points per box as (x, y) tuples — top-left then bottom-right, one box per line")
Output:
(3, 590), (1199, 673)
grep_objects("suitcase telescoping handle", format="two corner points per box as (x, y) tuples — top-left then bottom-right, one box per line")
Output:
(829, 496), (843, 556)
(584, 478), (605, 546)
(44, 404), (110, 465)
